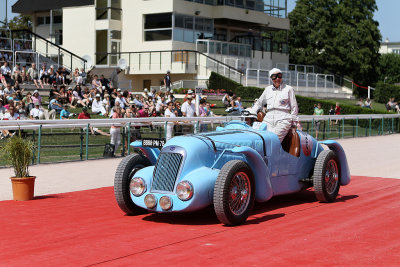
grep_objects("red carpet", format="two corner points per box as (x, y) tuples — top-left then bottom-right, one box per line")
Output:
(0, 176), (399, 266)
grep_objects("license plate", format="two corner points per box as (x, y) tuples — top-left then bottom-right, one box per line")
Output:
(142, 138), (166, 148)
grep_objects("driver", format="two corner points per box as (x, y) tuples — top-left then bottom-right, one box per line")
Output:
(247, 68), (299, 142)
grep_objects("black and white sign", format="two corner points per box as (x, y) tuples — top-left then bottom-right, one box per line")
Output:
(142, 138), (166, 148)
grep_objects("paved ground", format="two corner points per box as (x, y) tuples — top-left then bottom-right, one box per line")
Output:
(0, 134), (399, 201)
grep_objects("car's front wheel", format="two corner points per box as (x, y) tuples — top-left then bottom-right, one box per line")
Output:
(114, 153), (151, 215)
(213, 160), (255, 226)
(313, 150), (341, 202)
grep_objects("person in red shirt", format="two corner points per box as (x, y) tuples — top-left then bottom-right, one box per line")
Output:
(78, 106), (91, 119)
(78, 106), (109, 136)
(334, 102), (341, 124)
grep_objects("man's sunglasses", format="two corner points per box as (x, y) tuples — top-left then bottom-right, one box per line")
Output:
(271, 73), (283, 80)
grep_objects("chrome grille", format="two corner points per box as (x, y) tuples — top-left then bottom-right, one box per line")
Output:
(151, 153), (183, 192)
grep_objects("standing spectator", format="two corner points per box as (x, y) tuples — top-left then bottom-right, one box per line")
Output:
(110, 67), (122, 89)
(12, 63), (22, 83)
(334, 102), (341, 124)
(198, 98), (208, 132)
(164, 70), (172, 92)
(329, 105), (335, 125)
(110, 106), (123, 156)
(92, 93), (107, 115)
(181, 95), (196, 133)
(313, 103), (324, 140)
(164, 102), (177, 140)
(27, 63), (43, 89)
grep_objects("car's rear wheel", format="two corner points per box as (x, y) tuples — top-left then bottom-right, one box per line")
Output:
(213, 160), (255, 226)
(313, 150), (341, 202)
(114, 153), (151, 215)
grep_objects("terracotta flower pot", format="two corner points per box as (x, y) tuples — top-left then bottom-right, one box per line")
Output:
(10, 176), (36, 201)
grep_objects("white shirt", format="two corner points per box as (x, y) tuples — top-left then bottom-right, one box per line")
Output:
(249, 83), (299, 123)
(1, 65), (11, 75)
(4, 112), (19, 120)
(115, 97), (125, 109)
(92, 99), (104, 109)
(165, 108), (176, 118)
(30, 107), (44, 118)
(156, 99), (166, 112)
(181, 101), (196, 117)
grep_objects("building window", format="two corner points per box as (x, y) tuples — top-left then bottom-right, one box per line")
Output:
(96, 0), (122, 20)
(392, 49), (400, 54)
(144, 13), (172, 41)
(174, 14), (213, 43)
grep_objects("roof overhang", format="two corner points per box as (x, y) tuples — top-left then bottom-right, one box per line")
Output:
(12, 0), (95, 14)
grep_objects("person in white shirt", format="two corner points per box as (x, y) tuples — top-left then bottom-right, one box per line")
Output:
(30, 103), (46, 120)
(1, 61), (11, 83)
(91, 94), (107, 115)
(248, 68), (299, 142)
(4, 106), (19, 120)
(164, 102), (177, 140)
(12, 63), (22, 83)
(181, 95), (196, 117)
(156, 95), (167, 113)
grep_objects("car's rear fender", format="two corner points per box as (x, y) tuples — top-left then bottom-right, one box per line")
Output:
(231, 146), (273, 202)
(130, 141), (159, 165)
(317, 140), (351, 186)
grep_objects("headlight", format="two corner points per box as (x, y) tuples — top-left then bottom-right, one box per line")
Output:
(176, 181), (194, 201)
(144, 194), (157, 209)
(130, 177), (146, 196)
(159, 196), (172, 210)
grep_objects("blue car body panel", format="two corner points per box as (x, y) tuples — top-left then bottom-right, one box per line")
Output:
(129, 120), (350, 213)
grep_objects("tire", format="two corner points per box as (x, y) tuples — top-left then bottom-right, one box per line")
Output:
(213, 160), (255, 226)
(313, 150), (341, 202)
(114, 153), (151, 215)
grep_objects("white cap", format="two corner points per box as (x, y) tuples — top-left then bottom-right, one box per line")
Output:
(188, 89), (193, 94)
(117, 88), (121, 91)
(102, 86), (106, 89)
(166, 70), (171, 73)
(269, 68), (282, 77)
(50, 65), (54, 68)
(34, 90), (39, 94)
(96, 93), (101, 97)
(144, 88), (148, 92)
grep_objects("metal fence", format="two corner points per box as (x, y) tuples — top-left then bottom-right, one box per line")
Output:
(0, 114), (399, 166)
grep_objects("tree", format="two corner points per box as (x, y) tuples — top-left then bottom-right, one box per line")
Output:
(8, 15), (32, 31)
(288, 0), (381, 95)
(378, 53), (400, 84)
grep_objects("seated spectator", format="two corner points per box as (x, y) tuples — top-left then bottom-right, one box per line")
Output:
(40, 65), (49, 85)
(31, 90), (43, 106)
(49, 95), (63, 113)
(21, 65), (28, 84)
(142, 88), (150, 100)
(364, 98), (372, 109)
(79, 68), (87, 85)
(92, 93), (107, 115)
(48, 65), (56, 84)
(12, 63), (22, 83)
(100, 75), (109, 90)
(156, 95), (167, 115)
(4, 83), (15, 97)
(58, 86), (68, 104)
(133, 94), (143, 108)
(73, 68), (82, 85)
(92, 74), (102, 91)
(60, 105), (70, 119)
(103, 93), (111, 115)
(4, 106), (19, 120)
(30, 103), (46, 120)
(0, 72), (7, 87)
(78, 106), (109, 136)
(27, 63), (43, 89)
(355, 98), (364, 107)
(222, 92), (232, 108)
(0, 61), (11, 84)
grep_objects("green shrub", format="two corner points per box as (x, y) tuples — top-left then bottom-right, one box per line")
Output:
(373, 82), (400, 103)
(208, 72), (241, 92)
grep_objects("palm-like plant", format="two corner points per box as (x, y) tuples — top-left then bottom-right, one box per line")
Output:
(1, 133), (33, 177)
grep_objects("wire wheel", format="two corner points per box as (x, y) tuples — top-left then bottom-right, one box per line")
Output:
(313, 150), (341, 202)
(228, 172), (251, 216)
(214, 160), (255, 226)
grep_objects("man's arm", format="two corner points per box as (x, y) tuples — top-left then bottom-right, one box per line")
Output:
(248, 88), (267, 114)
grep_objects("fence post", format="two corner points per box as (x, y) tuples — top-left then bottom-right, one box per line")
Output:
(164, 121), (168, 139)
(127, 122), (131, 155)
(121, 127), (126, 157)
(342, 118), (344, 138)
(381, 117), (384, 135)
(32, 130), (36, 165)
(356, 118), (358, 137)
(80, 128), (83, 160)
(37, 125), (42, 164)
(86, 124), (89, 160)
(392, 117), (394, 133)
(369, 118), (372, 136)
(327, 118), (330, 139)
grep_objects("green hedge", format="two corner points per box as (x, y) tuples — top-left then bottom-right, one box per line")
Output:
(209, 71), (389, 116)
(373, 82), (400, 103)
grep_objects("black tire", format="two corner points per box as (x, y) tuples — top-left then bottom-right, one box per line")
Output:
(313, 150), (341, 202)
(213, 160), (255, 226)
(114, 153), (151, 215)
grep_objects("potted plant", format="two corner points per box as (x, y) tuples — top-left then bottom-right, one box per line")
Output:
(1, 132), (36, 201)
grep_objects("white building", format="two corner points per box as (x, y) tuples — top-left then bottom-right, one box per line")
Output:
(13, 0), (290, 89)
(380, 39), (400, 55)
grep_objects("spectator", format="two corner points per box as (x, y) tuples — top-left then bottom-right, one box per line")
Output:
(334, 102), (341, 124)
(78, 106), (109, 136)
(181, 95), (196, 133)
(115, 89), (127, 110)
(355, 98), (364, 107)
(4, 83), (15, 97)
(73, 68), (82, 85)
(60, 105), (70, 119)
(222, 92), (232, 108)
(149, 88), (157, 98)
(30, 103), (48, 120)
(164, 70), (172, 92)
(0, 71), (7, 87)
(100, 75), (109, 90)
(27, 63), (43, 89)
(40, 65), (49, 85)
(4, 106), (19, 120)
(364, 98), (372, 109)
(110, 106), (123, 156)
(49, 95), (63, 113)
(48, 65), (56, 84)
(0, 61), (11, 84)
(92, 93), (107, 115)
(103, 93), (111, 115)
(16, 101), (28, 119)
(79, 68), (87, 85)
(328, 105), (335, 126)
(31, 90), (43, 106)
(313, 103), (324, 140)
(198, 98), (208, 132)
(21, 65), (28, 84)
(164, 101), (177, 140)
(142, 88), (150, 100)
(386, 97), (400, 113)
(110, 67), (122, 89)
(58, 86), (68, 104)
(12, 63), (22, 83)
(133, 94), (143, 109)
(156, 95), (167, 115)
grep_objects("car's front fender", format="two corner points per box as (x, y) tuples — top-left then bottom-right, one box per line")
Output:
(231, 146), (273, 202)
(318, 140), (351, 186)
(131, 141), (159, 165)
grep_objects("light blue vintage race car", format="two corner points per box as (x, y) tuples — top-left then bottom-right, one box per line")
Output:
(114, 119), (350, 226)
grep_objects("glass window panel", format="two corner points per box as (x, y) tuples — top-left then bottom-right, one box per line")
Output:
(111, 0), (121, 9)
(111, 9), (121, 20)
(235, 0), (244, 8)
(145, 30), (172, 41)
(184, 16), (193, 30)
(205, 0), (214, 4)
(96, 0), (107, 8)
(53, 15), (62, 24)
(183, 29), (194, 42)
(111, 30), (121, 39)
(175, 14), (184, 28)
(96, 8), (108, 20)
(216, 42), (222, 54)
(45, 16), (51, 24)
(209, 41), (215, 54)
(239, 44), (246, 57)
(37, 17), (44, 25)
(225, 0), (234, 6)
(144, 13), (172, 29)
(222, 43), (228, 55)
(197, 41), (208, 53)
(204, 19), (213, 33)
(245, 0), (255, 10)
(229, 44), (238, 56)
(194, 0), (204, 3)
(195, 17), (204, 31)
(173, 28), (184, 41)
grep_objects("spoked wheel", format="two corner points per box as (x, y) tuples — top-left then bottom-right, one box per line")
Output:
(313, 150), (341, 202)
(214, 160), (255, 226)
(114, 153), (151, 215)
